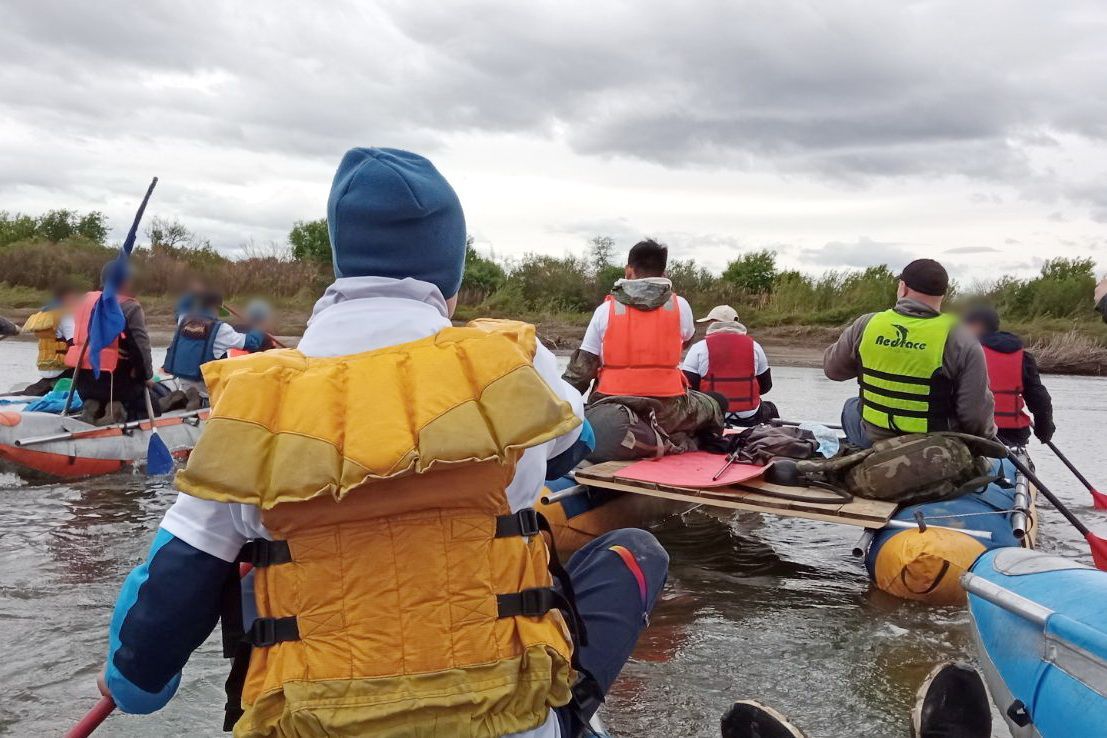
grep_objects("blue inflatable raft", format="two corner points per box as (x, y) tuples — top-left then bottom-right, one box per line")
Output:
(963, 547), (1107, 737)
(863, 455), (1037, 604)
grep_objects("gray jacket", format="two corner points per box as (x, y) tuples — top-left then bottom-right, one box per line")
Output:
(823, 298), (996, 440)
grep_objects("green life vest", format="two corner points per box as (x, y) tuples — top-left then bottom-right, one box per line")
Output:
(857, 309), (957, 433)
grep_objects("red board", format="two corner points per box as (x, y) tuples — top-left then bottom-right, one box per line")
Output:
(615, 451), (768, 488)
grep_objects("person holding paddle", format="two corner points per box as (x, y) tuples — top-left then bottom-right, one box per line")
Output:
(91, 148), (668, 738)
(67, 261), (155, 425)
(963, 305), (1054, 448)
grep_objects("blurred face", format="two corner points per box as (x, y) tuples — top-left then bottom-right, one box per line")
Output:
(624, 265), (637, 280)
(964, 319), (986, 339)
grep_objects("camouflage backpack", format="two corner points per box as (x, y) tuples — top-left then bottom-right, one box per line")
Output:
(795, 432), (1008, 506)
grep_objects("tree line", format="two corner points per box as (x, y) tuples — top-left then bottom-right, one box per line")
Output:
(0, 211), (1100, 328)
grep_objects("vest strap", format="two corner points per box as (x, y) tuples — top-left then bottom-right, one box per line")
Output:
(238, 539), (292, 568)
(860, 366), (935, 386)
(497, 587), (566, 618)
(246, 616), (300, 648)
(857, 379), (931, 402)
(495, 508), (542, 538)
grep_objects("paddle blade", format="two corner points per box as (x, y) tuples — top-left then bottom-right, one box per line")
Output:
(1092, 489), (1107, 511)
(146, 431), (174, 476)
(1087, 533), (1107, 572)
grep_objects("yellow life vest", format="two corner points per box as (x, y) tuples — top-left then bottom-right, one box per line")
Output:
(176, 320), (581, 738)
(22, 309), (69, 372)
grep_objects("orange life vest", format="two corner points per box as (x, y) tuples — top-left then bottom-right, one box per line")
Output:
(596, 294), (686, 397)
(983, 346), (1030, 429)
(65, 291), (132, 373)
(703, 332), (760, 412)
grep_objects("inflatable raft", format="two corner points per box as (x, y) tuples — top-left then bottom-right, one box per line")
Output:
(963, 548), (1107, 737)
(863, 454), (1037, 605)
(0, 408), (207, 479)
(535, 475), (694, 555)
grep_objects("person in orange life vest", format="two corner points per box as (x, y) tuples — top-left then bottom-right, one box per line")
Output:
(96, 148), (668, 738)
(563, 239), (722, 442)
(963, 305), (1055, 448)
(69, 260), (155, 426)
(680, 305), (777, 426)
(17, 284), (81, 396)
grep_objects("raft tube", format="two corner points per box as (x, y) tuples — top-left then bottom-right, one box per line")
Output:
(963, 548), (1107, 737)
(535, 474), (694, 555)
(0, 408), (206, 479)
(863, 456), (1036, 605)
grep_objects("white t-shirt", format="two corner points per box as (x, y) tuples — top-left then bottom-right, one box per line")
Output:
(680, 337), (769, 418)
(161, 277), (581, 738)
(579, 295), (695, 358)
(40, 314), (76, 379)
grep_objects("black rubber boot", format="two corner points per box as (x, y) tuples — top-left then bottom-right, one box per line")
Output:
(911, 662), (992, 738)
(721, 701), (808, 738)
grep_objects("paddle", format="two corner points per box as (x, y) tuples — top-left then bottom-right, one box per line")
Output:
(1044, 440), (1107, 511)
(1006, 451), (1107, 570)
(64, 696), (115, 738)
(142, 388), (174, 475)
(220, 303), (288, 348)
(771, 418), (843, 431)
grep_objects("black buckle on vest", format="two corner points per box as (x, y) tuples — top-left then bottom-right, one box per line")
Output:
(498, 587), (557, 618)
(495, 508), (542, 538)
(246, 616), (299, 648)
(238, 539), (292, 568)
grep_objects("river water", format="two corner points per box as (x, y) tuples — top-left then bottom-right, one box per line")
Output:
(1, 339), (1105, 737)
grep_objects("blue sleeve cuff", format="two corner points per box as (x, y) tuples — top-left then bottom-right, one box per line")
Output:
(546, 418), (595, 480)
(243, 330), (266, 352)
(105, 529), (182, 714)
(106, 528), (234, 714)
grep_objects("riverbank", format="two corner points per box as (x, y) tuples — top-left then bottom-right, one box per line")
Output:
(3, 292), (1105, 375)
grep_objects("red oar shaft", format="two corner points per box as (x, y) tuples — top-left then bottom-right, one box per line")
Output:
(1046, 441), (1107, 510)
(64, 696), (115, 738)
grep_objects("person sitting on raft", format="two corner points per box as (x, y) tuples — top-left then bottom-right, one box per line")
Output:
(823, 258), (995, 448)
(18, 285), (80, 396)
(562, 239), (723, 447)
(160, 289), (265, 409)
(95, 147), (669, 738)
(680, 304), (777, 426)
(963, 305), (1054, 448)
(67, 261), (155, 426)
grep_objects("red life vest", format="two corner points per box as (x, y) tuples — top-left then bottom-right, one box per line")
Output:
(596, 294), (686, 397)
(65, 291), (132, 373)
(703, 332), (760, 412)
(983, 346), (1030, 429)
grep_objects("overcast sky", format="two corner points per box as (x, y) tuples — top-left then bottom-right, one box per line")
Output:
(2, 0), (1106, 282)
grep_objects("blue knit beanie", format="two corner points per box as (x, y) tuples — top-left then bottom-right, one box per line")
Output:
(327, 147), (467, 298)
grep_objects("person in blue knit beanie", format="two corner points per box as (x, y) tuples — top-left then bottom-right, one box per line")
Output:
(327, 147), (467, 301)
(95, 146), (664, 738)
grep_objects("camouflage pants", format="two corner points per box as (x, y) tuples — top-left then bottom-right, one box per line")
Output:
(590, 390), (723, 451)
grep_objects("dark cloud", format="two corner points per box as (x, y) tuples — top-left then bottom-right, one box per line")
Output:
(2, 1), (1107, 245)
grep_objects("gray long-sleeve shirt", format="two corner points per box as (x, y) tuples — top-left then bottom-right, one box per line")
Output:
(823, 297), (997, 440)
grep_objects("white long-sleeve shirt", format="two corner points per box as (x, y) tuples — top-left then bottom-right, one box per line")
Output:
(161, 276), (583, 738)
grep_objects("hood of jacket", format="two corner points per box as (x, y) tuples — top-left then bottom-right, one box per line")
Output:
(611, 277), (673, 310)
(980, 330), (1024, 354)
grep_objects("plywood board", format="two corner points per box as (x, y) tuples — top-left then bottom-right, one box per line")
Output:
(575, 460), (897, 529)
